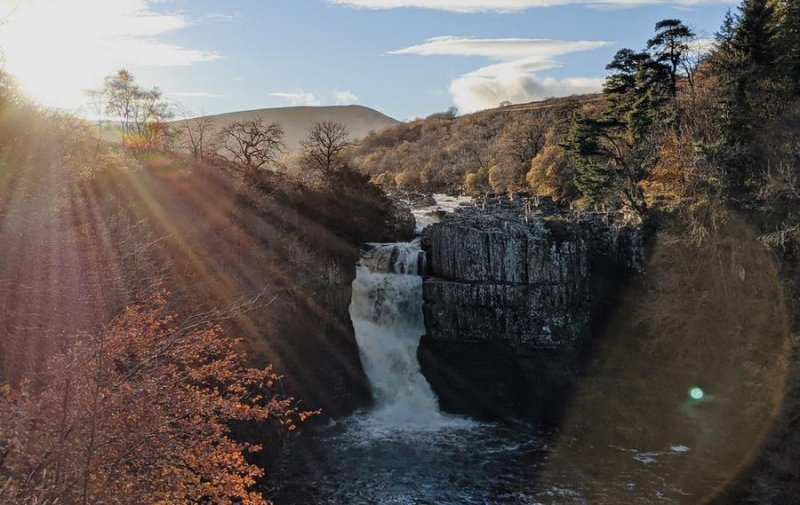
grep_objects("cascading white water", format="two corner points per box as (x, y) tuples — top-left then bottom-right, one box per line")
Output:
(348, 239), (447, 427)
(272, 197), (685, 504)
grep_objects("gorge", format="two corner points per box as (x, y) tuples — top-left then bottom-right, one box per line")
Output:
(269, 192), (793, 504)
(268, 197), (706, 504)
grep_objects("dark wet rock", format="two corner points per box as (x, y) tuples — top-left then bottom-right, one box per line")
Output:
(421, 207), (641, 347)
(418, 199), (644, 420)
(389, 201), (416, 241)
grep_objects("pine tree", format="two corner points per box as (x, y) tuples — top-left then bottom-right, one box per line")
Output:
(775, 0), (800, 94)
(563, 114), (612, 204)
(711, 0), (783, 193)
(562, 111), (649, 213)
(647, 19), (696, 97)
(604, 49), (669, 143)
(732, 0), (778, 66)
(716, 9), (738, 48)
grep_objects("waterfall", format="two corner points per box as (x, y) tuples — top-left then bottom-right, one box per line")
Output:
(348, 239), (444, 427)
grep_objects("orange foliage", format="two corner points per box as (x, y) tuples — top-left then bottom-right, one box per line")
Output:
(526, 145), (577, 202)
(0, 292), (311, 505)
(641, 131), (690, 205)
(463, 172), (482, 195)
(394, 169), (420, 190)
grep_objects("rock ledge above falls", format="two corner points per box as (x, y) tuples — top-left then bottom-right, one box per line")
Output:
(420, 200), (643, 348)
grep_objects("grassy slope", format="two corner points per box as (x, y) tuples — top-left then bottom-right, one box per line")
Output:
(179, 105), (400, 151)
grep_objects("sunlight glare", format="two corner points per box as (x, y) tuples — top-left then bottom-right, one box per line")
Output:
(0, 0), (216, 112)
(0, 1), (119, 110)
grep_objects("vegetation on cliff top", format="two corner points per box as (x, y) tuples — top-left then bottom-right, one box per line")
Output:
(353, 1), (800, 225)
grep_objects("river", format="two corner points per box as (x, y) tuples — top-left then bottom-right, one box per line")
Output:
(268, 196), (695, 504)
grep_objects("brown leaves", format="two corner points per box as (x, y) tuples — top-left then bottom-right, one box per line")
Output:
(0, 292), (313, 505)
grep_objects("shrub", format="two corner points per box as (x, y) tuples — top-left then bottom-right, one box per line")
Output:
(0, 292), (310, 505)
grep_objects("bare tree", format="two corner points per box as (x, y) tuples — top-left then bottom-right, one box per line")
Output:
(300, 121), (350, 179)
(177, 106), (215, 161)
(216, 117), (285, 178)
(680, 38), (707, 96)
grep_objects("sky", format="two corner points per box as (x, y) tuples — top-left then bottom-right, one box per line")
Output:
(0, 0), (736, 120)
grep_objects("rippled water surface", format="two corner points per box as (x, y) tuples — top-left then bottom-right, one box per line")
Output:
(268, 413), (693, 505)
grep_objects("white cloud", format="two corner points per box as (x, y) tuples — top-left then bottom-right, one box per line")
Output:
(687, 37), (717, 57)
(270, 90), (323, 106)
(450, 73), (603, 112)
(332, 90), (359, 104)
(202, 12), (241, 22)
(330, 0), (734, 12)
(391, 36), (607, 60)
(0, 0), (221, 110)
(166, 91), (225, 98)
(391, 36), (609, 112)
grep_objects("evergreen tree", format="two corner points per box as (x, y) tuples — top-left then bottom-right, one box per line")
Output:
(732, 0), (778, 66)
(563, 111), (649, 213)
(564, 44), (672, 212)
(563, 114), (612, 204)
(647, 19), (696, 97)
(775, 0), (800, 94)
(604, 49), (648, 97)
(716, 9), (738, 48)
(711, 0), (782, 192)
(604, 49), (670, 143)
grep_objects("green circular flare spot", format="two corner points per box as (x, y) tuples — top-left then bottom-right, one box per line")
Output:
(689, 387), (704, 401)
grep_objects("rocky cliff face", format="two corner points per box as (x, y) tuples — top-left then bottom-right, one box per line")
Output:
(418, 200), (643, 420)
(421, 206), (642, 347)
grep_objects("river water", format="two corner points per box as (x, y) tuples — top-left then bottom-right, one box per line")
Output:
(268, 196), (696, 504)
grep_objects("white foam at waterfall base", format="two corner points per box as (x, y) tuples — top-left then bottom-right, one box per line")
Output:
(348, 240), (476, 434)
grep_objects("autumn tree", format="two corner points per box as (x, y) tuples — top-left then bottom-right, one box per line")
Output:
(490, 112), (548, 192)
(102, 69), (137, 143)
(450, 117), (494, 176)
(463, 171), (487, 195)
(527, 144), (577, 202)
(217, 117), (286, 178)
(0, 292), (311, 505)
(300, 121), (351, 179)
(99, 69), (173, 149)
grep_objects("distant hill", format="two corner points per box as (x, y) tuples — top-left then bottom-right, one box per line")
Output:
(183, 105), (400, 151)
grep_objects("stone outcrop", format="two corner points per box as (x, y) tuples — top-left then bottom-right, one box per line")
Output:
(389, 200), (416, 241)
(421, 205), (641, 347)
(418, 200), (644, 420)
